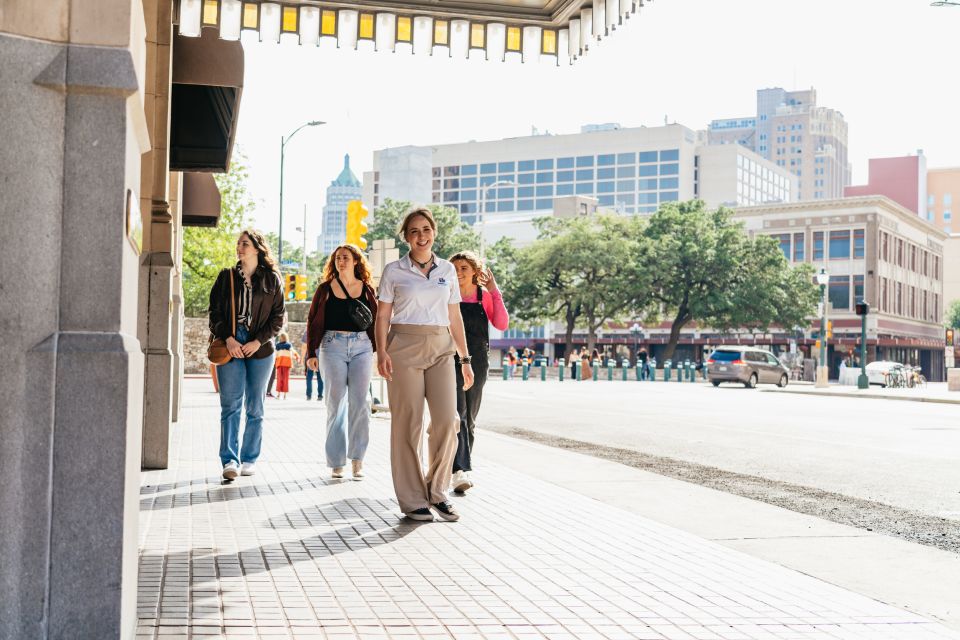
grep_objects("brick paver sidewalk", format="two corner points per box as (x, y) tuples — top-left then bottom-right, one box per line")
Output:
(137, 380), (958, 640)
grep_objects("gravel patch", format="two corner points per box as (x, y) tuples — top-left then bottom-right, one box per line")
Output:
(487, 425), (960, 555)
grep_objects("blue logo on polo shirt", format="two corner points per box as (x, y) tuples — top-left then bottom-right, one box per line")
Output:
(438, 277), (447, 285)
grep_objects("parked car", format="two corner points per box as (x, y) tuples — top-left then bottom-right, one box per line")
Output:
(864, 360), (904, 387)
(707, 346), (790, 389)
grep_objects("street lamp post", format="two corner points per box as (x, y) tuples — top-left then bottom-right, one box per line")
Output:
(815, 267), (830, 388)
(279, 120), (324, 269)
(855, 298), (870, 389)
(477, 179), (516, 260)
(630, 322), (642, 363)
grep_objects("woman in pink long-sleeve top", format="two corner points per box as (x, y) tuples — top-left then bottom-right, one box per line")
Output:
(447, 251), (509, 494)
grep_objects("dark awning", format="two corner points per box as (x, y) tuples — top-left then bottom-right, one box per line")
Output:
(170, 28), (244, 172)
(181, 172), (222, 227)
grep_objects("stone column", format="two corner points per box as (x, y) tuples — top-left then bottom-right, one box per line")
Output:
(170, 171), (185, 422)
(139, 0), (175, 468)
(0, 1), (149, 638)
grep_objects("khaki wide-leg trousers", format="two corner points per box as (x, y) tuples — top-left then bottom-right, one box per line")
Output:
(386, 324), (459, 513)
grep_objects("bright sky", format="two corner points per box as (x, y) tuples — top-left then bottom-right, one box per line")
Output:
(233, 0), (960, 246)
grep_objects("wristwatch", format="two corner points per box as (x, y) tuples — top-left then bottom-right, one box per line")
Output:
(460, 355), (472, 365)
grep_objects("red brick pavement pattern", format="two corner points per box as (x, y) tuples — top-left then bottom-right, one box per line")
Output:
(137, 380), (959, 640)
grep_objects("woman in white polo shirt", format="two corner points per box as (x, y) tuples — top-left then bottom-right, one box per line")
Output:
(376, 207), (474, 522)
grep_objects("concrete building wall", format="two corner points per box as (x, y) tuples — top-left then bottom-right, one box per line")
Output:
(927, 167), (960, 234)
(944, 235), (960, 310)
(844, 155), (926, 215)
(0, 1), (149, 638)
(696, 144), (794, 209)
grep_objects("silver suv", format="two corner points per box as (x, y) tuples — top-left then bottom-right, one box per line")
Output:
(707, 346), (790, 389)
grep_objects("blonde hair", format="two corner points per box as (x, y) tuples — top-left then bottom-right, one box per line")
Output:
(278, 332), (288, 342)
(449, 250), (484, 285)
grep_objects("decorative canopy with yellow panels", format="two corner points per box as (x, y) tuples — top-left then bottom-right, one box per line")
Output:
(176, 0), (652, 65)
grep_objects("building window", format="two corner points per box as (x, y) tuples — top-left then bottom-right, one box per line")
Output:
(793, 232), (805, 261)
(660, 149), (680, 162)
(770, 234), (790, 259)
(536, 159), (554, 170)
(597, 167), (615, 180)
(617, 152), (636, 164)
(659, 163), (679, 176)
(814, 231), (824, 261)
(638, 151), (658, 163)
(945, 210), (952, 221)
(598, 154), (615, 166)
(880, 232), (888, 262)
(576, 155), (594, 167)
(480, 163), (496, 174)
(854, 275), (864, 304)
(853, 229), (865, 259)
(518, 160), (534, 172)
(576, 168), (594, 181)
(829, 230), (850, 259)
(639, 165), (657, 177)
(557, 170), (574, 182)
(896, 282), (903, 315)
(557, 157), (574, 169)
(829, 276), (850, 310)
(946, 193), (953, 206)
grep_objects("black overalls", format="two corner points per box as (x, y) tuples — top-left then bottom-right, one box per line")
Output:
(453, 287), (490, 473)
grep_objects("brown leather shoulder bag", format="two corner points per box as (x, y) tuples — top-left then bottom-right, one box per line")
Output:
(207, 270), (235, 366)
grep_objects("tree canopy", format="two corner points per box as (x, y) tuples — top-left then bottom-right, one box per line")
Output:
(642, 200), (818, 361)
(181, 154), (254, 317)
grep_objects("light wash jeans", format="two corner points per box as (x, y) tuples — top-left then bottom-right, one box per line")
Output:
(318, 331), (374, 468)
(217, 325), (275, 466)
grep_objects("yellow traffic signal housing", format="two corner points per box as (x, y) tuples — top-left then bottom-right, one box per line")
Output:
(285, 274), (296, 301)
(295, 274), (308, 301)
(826, 320), (833, 339)
(345, 200), (369, 250)
(947, 328), (955, 347)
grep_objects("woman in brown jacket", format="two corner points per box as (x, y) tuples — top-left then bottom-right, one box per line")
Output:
(209, 230), (285, 480)
(305, 244), (378, 480)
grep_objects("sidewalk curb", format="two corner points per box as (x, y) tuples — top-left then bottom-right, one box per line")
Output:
(764, 387), (960, 405)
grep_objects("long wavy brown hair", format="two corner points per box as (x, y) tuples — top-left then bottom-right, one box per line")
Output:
(322, 244), (373, 285)
(239, 229), (280, 275)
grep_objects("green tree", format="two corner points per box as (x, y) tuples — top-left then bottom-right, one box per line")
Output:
(946, 299), (960, 328)
(506, 215), (651, 356)
(181, 154), (255, 317)
(368, 198), (480, 259)
(643, 200), (818, 362)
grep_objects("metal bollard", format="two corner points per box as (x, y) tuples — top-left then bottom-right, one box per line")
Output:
(503, 356), (510, 381)
(558, 357), (565, 382)
(607, 360), (614, 381)
(677, 360), (683, 383)
(522, 359), (530, 381)
(540, 361), (547, 381)
(650, 363), (656, 381)
(622, 359), (630, 381)
(593, 359), (600, 381)
(684, 361), (691, 381)
(574, 360), (582, 381)
(664, 361), (672, 382)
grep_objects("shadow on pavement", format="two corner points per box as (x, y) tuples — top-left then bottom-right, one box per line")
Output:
(139, 475), (335, 510)
(141, 498), (419, 579)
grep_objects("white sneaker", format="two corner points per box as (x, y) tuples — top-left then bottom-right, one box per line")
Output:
(222, 461), (239, 480)
(240, 462), (256, 476)
(452, 470), (473, 494)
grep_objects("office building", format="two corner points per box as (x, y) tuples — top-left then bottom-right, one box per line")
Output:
(319, 154), (363, 255)
(364, 123), (792, 224)
(844, 153), (927, 216)
(709, 87), (851, 201)
(927, 167), (960, 234)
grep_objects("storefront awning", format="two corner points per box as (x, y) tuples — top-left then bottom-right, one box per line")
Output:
(181, 172), (223, 227)
(176, 0), (651, 65)
(170, 27), (244, 172)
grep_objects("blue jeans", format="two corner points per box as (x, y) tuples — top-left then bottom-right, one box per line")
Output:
(318, 331), (373, 468)
(217, 326), (275, 466)
(306, 367), (324, 399)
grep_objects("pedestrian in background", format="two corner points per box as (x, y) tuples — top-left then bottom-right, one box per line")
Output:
(300, 329), (323, 401)
(273, 331), (299, 399)
(638, 347), (649, 380)
(306, 244), (378, 480)
(208, 230), (285, 480)
(376, 207), (474, 522)
(447, 250), (509, 494)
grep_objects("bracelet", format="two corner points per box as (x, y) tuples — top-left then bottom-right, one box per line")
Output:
(460, 355), (472, 365)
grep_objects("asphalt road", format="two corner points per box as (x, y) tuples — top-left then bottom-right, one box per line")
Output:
(476, 378), (960, 545)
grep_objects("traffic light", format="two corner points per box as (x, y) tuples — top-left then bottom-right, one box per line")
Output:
(947, 328), (955, 347)
(826, 320), (833, 339)
(295, 274), (308, 301)
(285, 274), (296, 301)
(345, 200), (369, 250)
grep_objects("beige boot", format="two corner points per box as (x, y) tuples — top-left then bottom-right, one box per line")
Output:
(351, 459), (364, 480)
(331, 467), (344, 479)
